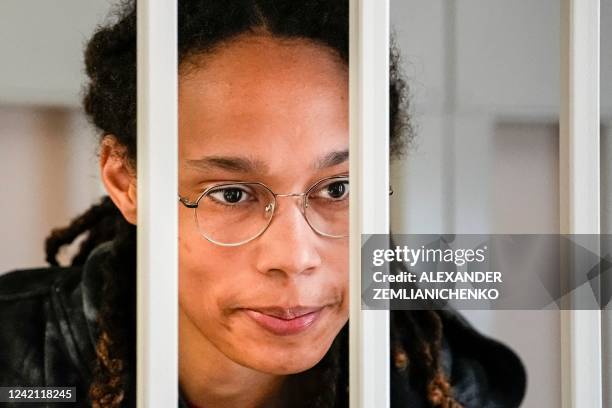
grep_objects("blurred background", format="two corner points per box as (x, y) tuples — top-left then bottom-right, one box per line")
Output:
(390, 0), (612, 406)
(1, 0), (611, 406)
(0, 1), (111, 270)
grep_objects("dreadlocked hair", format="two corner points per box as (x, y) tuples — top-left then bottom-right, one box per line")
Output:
(43, 0), (462, 406)
(391, 310), (463, 408)
(88, 221), (136, 408)
(45, 196), (136, 406)
(45, 196), (122, 268)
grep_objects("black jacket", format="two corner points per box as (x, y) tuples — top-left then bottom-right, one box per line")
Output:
(0, 242), (526, 407)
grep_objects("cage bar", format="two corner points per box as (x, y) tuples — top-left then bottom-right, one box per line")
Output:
(136, 0), (179, 406)
(560, 1), (602, 407)
(349, 0), (391, 407)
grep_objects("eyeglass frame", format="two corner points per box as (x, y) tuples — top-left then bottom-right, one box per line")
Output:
(178, 174), (349, 247)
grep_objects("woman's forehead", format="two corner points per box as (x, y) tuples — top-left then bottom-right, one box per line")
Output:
(178, 35), (347, 120)
(178, 35), (348, 178)
(180, 34), (347, 85)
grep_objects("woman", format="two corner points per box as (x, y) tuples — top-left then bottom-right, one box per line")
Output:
(0, 0), (526, 407)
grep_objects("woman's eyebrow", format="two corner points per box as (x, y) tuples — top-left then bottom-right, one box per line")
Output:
(185, 155), (269, 173)
(315, 149), (349, 169)
(185, 150), (348, 173)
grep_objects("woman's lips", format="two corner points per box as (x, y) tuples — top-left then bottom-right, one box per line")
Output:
(242, 306), (324, 336)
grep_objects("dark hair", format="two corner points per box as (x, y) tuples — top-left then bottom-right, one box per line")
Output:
(45, 1), (460, 407)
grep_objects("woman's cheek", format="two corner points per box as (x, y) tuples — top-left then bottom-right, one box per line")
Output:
(179, 246), (246, 315)
(325, 241), (349, 283)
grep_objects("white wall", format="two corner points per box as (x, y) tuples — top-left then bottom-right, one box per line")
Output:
(388, 1), (606, 406)
(0, 107), (103, 272)
(391, 0), (612, 405)
(0, 1), (112, 272)
(0, 0), (114, 107)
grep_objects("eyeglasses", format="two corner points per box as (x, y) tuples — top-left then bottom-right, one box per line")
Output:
(178, 175), (349, 246)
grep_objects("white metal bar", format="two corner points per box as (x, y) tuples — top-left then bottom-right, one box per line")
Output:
(349, 1), (390, 407)
(136, 1), (178, 407)
(560, 1), (601, 407)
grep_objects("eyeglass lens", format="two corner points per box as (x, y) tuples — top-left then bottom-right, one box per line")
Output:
(193, 178), (348, 245)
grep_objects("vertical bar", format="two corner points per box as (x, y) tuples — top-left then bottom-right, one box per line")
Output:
(349, 1), (390, 407)
(136, 1), (178, 407)
(560, 1), (601, 407)
(602, 0), (612, 400)
(442, 1), (457, 233)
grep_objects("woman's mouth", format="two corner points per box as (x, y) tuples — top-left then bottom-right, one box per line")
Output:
(242, 306), (324, 336)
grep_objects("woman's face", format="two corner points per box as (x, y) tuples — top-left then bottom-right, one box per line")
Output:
(178, 35), (349, 375)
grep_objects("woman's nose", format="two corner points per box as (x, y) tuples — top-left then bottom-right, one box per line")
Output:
(254, 197), (322, 278)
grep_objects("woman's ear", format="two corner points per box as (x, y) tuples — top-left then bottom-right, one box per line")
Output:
(100, 135), (137, 225)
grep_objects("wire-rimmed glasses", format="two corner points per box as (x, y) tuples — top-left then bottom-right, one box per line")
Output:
(178, 175), (349, 246)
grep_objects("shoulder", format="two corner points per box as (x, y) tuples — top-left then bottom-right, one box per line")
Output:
(389, 309), (527, 408)
(437, 309), (527, 408)
(0, 265), (84, 386)
(0, 266), (80, 300)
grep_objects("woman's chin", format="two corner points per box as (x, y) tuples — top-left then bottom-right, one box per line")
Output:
(224, 336), (333, 375)
(246, 347), (330, 375)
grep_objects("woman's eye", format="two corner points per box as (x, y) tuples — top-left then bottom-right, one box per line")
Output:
(208, 186), (252, 204)
(313, 180), (349, 200)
